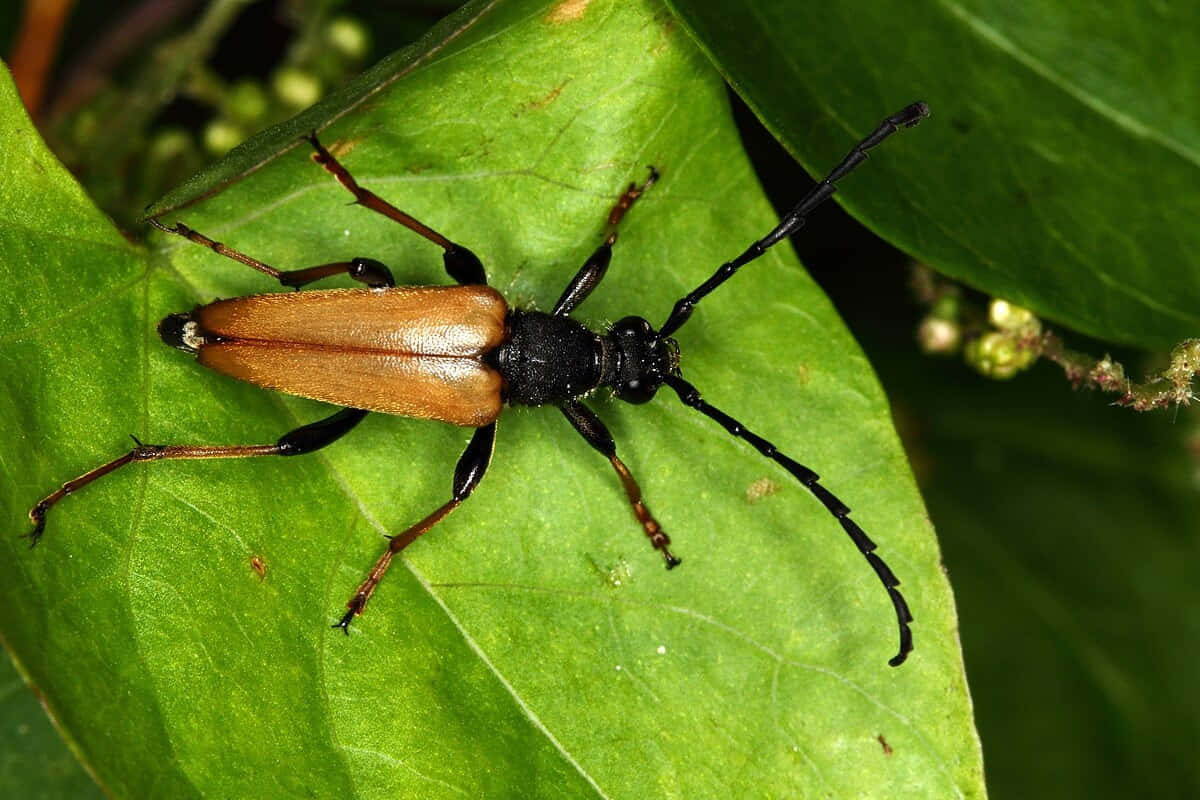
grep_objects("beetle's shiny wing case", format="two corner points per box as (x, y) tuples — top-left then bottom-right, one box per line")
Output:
(194, 286), (508, 427)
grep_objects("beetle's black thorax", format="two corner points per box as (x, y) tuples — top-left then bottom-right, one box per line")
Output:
(493, 310), (611, 406)
(493, 310), (680, 407)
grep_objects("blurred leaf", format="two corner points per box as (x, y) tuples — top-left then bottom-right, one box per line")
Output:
(666, 0), (1200, 350)
(873, 343), (1200, 799)
(0, 652), (103, 800)
(0, 0), (979, 797)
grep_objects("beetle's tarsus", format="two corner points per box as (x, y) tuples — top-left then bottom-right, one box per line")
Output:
(334, 607), (357, 635)
(24, 506), (47, 548)
(639, 165), (659, 191)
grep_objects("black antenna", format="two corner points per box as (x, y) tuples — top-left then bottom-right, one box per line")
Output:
(660, 102), (929, 339)
(664, 375), (912, 666)
(653, 103), (928, 666)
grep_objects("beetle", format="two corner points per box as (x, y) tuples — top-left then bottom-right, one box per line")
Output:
(27, 102), (928, 666)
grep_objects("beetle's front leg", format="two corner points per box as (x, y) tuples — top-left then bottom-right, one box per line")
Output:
(560, 400), (679, 568)
(552, 167), (658, 316)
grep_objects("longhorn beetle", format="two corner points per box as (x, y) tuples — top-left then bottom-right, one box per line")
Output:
(28, 102), (928, 666)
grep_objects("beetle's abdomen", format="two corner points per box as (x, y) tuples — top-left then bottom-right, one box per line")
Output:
(179, 286), (508, 427)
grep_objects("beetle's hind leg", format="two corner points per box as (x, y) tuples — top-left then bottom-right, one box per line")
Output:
(26, 408), (368, 546)
(305, 133), (487, 287)
(560, 401), (679, 568)
(335, 422), (497, 633)
(149, 219), (397, 290)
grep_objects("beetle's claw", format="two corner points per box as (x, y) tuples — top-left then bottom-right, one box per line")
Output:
(642, 165), (660, 189)
(24, 505), (47, 548)
(333, 596), (367, 635)
(332, 608), (356, 635)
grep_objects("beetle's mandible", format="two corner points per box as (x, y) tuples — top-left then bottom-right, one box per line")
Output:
(28, 103), (928, 666)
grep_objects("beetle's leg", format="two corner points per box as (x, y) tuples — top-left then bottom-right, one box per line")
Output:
(335, 422), (497, 633)
(560, 400), (679, 568)
(273, 257), (395, 289)
(149, 219), (284, 283)
(660, 102), (929, 337)
(149, 220), (397, 290)
(26, 408), (368, 546)
(553, 167), (658, 316)
(662, 374), (913, 667)
(305, 133), (486, 287)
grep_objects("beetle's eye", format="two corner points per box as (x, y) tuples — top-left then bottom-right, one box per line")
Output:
(611, 316), (653, 338)
(616, 379), (656, 404)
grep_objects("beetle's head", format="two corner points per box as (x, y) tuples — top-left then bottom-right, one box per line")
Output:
(158, 311), (207, 353)
(611, 316), (680, 404)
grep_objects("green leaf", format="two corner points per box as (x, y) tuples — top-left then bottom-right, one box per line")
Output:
(666, 0), (1200, 350)
(0, 0), (979, 796)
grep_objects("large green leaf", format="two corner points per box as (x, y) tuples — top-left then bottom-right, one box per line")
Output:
(0, 1), (979, 796)
(667, 0), (1200, 350)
